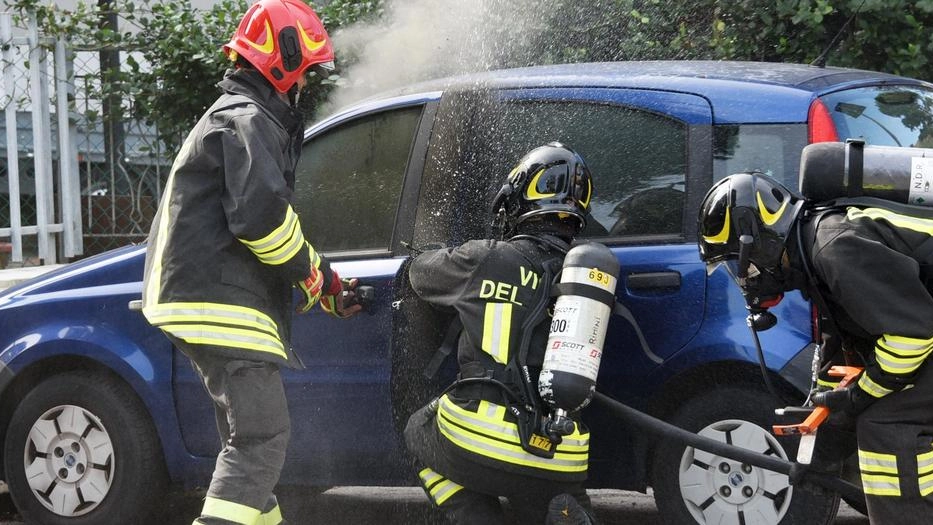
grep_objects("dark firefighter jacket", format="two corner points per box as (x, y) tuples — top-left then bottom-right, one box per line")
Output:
(409, 237), (590, 481)
(802, 206), (933, 399)
(142, 68), (328, 368)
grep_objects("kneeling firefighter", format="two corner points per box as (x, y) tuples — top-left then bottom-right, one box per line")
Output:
(404, 142), (617, 524)
(697, 142), (933, 524)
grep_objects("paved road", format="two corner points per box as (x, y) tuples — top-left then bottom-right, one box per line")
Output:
(0, 486), (868, 524)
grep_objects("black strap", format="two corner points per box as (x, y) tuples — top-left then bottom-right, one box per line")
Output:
(845, 140), (864, 198)
(553, 282), (617, 307)
(423, 316), (463, 379)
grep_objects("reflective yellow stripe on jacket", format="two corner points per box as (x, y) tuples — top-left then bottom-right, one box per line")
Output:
(436, 394), (588, 473)
(238, 205), (306, 265)
(143, 302), (285, 359)
(874, 334), (933, 378)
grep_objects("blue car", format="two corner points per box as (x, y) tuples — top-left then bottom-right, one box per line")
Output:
(2, 61), (933, 525)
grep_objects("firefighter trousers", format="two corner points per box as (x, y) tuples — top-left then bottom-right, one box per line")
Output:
(174, 339), (290, 525)
(405, 401), (595, 524)
(857, 360), (933, 524)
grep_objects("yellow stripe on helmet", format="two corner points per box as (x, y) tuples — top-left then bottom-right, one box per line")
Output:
(702, 206), (731, 244)
(245, 20), (275, 54)
(757, 192), (788, 226)
(525, 168), (557, 200)
(297, 19), (327, 52)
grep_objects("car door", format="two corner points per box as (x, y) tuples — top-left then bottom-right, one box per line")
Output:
(171, 96), (439, 486)
(410, 87), (714, 402)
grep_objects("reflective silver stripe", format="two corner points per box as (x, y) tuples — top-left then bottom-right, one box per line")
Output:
(240, 206), (299, 253)
(874, 348), (929, 374)
(201, 496), (261, 525)
(918, 446), (933, 497)
(861, 474), (902, 496)
(859, 449), (899, 473)
(919, 474), (933, 497)
(159, 324), (285, 358)
(439, 396), (588, 448)
(430, 479), (463, 505)
(880, 334), (933, 353)
(144, 302), (278, 336)
(418, 467), (463, 506)
(239, 206), (306, 265)
(858, 373), (894, 398)
(437, 416), (587, 471)
(419, 468), (442, 487)
(437, 397), (587, 471)
(481, 302), (511, 364)
(876, 336), (933, 375)
(918, 447), (933, 474)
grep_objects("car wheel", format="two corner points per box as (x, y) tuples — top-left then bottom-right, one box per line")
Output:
(651, 386), (840, 525)
(3, 372), (167, 525)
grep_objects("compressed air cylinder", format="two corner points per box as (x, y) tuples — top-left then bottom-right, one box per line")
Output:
(538, 242), (620, 413)
(799, 142), (933, 205)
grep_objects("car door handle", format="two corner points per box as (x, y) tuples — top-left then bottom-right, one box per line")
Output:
(626, 271), (681, 290)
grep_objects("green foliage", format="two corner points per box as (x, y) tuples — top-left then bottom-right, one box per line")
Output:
(4, 0), (932, 152)
(2, 0), (379, 150)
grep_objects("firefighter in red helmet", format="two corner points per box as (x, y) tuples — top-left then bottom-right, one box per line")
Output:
(142, 2), (359, 524)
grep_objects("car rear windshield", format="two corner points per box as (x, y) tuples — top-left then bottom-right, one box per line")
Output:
(820, 85), (933, 149)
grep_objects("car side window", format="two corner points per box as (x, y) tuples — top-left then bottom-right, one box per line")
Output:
(713, 124), (808, 189)
(415, 98), (687, 245)
(294, 106), (423, 252)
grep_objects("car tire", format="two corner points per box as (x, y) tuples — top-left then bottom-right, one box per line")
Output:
(650, 386), (840, 525)
(3, 372), (168, 525)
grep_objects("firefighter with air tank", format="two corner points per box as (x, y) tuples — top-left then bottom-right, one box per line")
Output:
(403, 142), (619, 524)
(697, 141), (933, 524)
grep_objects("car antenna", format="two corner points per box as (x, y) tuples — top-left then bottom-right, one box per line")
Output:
(810, 0), (866, 68)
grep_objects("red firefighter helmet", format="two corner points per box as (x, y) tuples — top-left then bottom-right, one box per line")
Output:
(223, 0), (335, 93)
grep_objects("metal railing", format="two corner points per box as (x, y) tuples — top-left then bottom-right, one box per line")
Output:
(0, 10), (171, 267)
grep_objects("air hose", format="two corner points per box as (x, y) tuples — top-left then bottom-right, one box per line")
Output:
(591, 390), (866, 514)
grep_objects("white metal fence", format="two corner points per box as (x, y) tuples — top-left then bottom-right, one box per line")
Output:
(0, 11), (81, 265)
(0, 10), (171, 268)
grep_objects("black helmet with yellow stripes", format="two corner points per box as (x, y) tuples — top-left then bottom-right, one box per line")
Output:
(698, 172), (805, 309)
(492, 142), (593, 236)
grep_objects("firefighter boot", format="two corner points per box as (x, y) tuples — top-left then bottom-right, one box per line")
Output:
(545, 493), (596, 525)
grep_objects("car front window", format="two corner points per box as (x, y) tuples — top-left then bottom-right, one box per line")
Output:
(415, 97), (688, 245)
(294, 106), (423, 253)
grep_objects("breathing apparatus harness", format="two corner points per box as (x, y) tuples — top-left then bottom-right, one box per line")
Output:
(432, 232), (570, 459)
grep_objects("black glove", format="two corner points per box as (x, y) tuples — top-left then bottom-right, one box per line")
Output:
(812, 382), (876, 418)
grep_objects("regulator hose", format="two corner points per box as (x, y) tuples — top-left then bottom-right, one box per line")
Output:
(591, 390), (866, 514)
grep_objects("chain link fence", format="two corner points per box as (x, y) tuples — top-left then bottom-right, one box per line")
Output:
(71, 48), (170, 258)
(0, 16), (172, 268)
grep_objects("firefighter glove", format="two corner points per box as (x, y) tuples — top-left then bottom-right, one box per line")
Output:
(295, 266), (325, 314)
(320, 275), (363, 319)
(812, 381), (875, 418)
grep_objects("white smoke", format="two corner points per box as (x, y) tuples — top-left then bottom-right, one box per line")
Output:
(322, 0), (555, 114)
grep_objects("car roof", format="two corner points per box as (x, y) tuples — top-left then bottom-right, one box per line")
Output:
(314, 60), (933, 129)
(403, 59), (930, 93)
